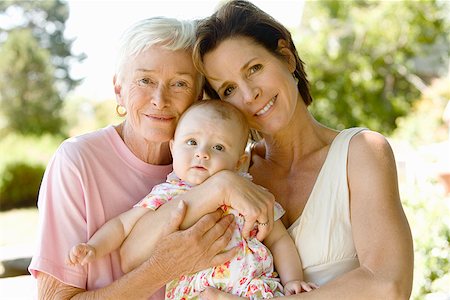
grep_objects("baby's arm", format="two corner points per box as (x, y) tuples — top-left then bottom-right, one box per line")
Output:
(67, 207), (148, 266)
(264, 220), (317, 294)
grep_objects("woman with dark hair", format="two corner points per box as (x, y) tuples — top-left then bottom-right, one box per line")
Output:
(191, 1), (413, 298)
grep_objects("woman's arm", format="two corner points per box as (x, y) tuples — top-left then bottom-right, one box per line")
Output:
(284, 131), (414, 299)
(121, 170), (275, 272)
(37, 201), (238, 300)
(199, 131), (413, 300)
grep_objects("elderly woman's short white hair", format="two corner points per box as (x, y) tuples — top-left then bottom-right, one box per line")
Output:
(115, 16), (199, 85)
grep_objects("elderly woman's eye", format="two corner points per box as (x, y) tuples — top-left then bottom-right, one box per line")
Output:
(213, 144), (224, 151)
(137, 78), (151, 86)
(173, 81), (188, 88)
(187, 139), (197, 146)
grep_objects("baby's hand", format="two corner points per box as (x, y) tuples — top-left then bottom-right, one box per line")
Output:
(66, 243), (96, 266)
(284, 280), (319, 295)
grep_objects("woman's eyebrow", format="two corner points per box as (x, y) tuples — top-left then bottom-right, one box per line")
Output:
(209, 57), (258, 92)
(240, 57), (257, 72)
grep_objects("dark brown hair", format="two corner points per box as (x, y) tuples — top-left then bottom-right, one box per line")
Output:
(193, 0), (312, 106)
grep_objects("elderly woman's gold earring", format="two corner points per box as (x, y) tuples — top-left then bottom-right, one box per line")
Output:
(116, 105), (127, 117)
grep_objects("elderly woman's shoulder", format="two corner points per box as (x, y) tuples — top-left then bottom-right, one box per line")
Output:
(57, 126), (115, 158)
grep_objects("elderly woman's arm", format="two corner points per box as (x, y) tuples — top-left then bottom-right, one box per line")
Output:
(121, 170), (275, 273)
(36, 201), (237, 300)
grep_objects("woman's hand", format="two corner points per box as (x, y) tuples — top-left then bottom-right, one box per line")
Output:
(121, 170), (274, 272)
(212, 170), (275, 241)
(149, 201), (239, 278)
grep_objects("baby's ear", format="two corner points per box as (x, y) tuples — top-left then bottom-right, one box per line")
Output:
(236, 153), (249, 172)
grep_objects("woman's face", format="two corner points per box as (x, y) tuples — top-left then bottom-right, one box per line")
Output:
(203, 37), (299, 135)
(116, 46), (200, 143)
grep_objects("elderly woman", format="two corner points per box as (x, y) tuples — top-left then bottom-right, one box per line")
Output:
(191, 1), (414, 299)
(29, 17), (273, 299)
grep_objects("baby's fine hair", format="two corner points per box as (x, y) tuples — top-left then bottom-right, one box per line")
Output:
(115, 16), (202, 89)
(177, 100), (250, 153)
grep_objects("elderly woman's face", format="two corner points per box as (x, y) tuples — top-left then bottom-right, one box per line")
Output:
(117, 46), (200, 143)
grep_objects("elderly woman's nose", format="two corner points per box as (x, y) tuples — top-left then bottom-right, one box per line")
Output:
(151, 85), (169, 108)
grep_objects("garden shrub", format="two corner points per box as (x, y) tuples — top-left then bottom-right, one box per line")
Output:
(0, 162), (45, 211)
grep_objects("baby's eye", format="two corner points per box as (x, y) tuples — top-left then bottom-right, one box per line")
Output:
(186, 139), (197, 146)
(249, 64), (262, 75)
(213, 144), (224, 151)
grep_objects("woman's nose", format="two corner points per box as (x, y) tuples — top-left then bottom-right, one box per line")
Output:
(242, 84), (260, 104)
(151, 85), (169, 108)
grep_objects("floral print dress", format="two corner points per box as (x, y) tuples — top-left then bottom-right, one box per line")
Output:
(135, 172), (285, 300)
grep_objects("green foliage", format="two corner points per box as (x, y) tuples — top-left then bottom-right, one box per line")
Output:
(401, 179), (450, 298)
(0, 28), (65, 135)
(61, 96), (121, 136)
(0, 162), (45, 211)
(299, 0), (450, 134)
(0, 0), (85, 95)
(392, 75), (450, 298)
(393, 77), (450, 146)
(0, 132), (62, 176)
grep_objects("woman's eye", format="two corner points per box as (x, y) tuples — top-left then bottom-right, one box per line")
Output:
(137, 78), (152, 86)
(187, 139), (197, 146)
(249, 64), (262, 75)
(213, 144), (224, 151)
(173, 81), (188, 88)
(223, 86), (235, 97)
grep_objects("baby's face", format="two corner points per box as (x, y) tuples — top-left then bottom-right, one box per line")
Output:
(170, 107), (245, 186)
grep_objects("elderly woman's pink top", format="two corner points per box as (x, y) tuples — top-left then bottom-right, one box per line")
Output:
(29, 125), (172, 299)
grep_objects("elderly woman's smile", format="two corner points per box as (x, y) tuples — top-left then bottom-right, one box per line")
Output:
(116, 46), (201, 146)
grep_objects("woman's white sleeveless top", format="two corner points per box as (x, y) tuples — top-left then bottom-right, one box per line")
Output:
(288, 128), (366, 285)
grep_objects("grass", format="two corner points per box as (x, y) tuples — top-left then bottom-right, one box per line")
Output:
(0, 208), (39, 247)
(0, 133), (62, 175)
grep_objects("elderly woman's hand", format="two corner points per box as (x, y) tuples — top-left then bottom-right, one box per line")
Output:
(211, 170), (275, 241)
(150, 201), (239, 279)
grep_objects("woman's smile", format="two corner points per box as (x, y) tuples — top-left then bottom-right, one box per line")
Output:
(255, 95), (277, 117)
(143, 113), (175, 121)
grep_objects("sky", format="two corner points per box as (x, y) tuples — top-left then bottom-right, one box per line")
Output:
(65, 0), (305, 100)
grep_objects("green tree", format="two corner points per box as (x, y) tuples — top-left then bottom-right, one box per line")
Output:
(298, 0), (449, 134)
(0, 29), (64, 135)
(0, 0), (85, 95)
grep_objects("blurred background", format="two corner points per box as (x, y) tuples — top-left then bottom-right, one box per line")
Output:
(0, 0), (449, 299)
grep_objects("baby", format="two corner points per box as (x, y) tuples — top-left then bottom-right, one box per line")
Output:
(67, 100), (315, 299)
